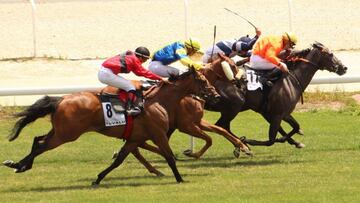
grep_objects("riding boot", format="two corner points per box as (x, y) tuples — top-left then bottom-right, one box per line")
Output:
(259, 68), (282, 87)
(126, 90), (141, 116)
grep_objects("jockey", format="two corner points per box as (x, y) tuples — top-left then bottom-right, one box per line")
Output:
(249, 32), (298, 85)
(148, 38), (204, 77)
(98, 46), (164, 115)
(202, 27), (261, 64)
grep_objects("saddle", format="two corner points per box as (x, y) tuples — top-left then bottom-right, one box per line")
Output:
(241, 63), (282, 87)
(98, 80), (157, 114)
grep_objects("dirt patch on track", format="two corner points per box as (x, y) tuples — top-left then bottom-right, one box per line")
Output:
(352, 94), (360, 105)
(295, 101), (345, 112)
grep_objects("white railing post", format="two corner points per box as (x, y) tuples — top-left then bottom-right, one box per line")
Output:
(288, 0), (293, 31)
(184, 0), (194, 151)
(30, 0), (37, 57)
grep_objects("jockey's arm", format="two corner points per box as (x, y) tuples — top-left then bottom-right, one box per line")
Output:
(176, 48), (203, 70)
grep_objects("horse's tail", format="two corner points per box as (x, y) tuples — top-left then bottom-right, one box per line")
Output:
(8, 96), (63, 142)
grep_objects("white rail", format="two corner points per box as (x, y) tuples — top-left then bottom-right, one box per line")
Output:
(0, 76), (359, 97)
(309, 76), (360, 85)
(0, 85), (104, 96)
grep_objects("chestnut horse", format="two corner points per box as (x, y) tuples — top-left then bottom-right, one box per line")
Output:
(3, 68), (218, 185)
(109, 57), (253, 161)
(204, 42), (347, 147)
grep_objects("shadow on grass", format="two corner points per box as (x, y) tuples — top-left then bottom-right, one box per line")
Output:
(177, 155), (313, 169)
(3, 173), (210, 193)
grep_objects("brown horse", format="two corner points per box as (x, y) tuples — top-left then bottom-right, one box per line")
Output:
(108, 57), (253, 161)
(3, 68), (218, 185)
(204, 42), (347, 147)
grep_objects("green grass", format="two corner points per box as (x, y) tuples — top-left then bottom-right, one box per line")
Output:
(0, 105), (359, 202)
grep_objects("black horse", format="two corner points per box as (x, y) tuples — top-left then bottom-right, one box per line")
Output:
(204, 42), (347, 147)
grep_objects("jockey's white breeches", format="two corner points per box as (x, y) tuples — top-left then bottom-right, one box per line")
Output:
(98, 67), (135, 92)
(202, 46), (224, 63)
(148, 61), (180, 77)
(249, 54), (278, 70)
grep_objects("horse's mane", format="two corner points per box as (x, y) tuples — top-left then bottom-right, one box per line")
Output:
(168, 68), (195, 82)
(144, 68), (196, 100)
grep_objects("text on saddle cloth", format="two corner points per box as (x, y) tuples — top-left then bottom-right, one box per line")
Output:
(246, 69), (263, 91)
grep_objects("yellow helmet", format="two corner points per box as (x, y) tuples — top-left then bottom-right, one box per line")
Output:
(284, 32), (298, 47)
(184, 37), (201, 51)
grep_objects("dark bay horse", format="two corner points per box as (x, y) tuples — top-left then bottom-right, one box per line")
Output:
(3, 68), (218, 185)
(198, 54), (304, 148)
(205, 42), (347, 147)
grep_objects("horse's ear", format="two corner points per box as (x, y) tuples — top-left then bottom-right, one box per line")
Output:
(313, 41), (324, 49)
(189, 66), (196, 73)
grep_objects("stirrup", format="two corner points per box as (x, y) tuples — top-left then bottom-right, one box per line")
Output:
(259, 77), (273, 87)
(113, 104), (125, 112)
(126, 107), (141, 116)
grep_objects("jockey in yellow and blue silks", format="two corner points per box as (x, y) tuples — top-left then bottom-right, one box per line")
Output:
(148, 38), (204, 77)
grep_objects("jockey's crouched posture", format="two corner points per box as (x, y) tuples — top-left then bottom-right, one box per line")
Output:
(98, 47), (164, 116)
(250, 32), (298, 86)
(148, 38), (204, 77)
(202, 27), (261, 64)
(201, 28), (261, 82)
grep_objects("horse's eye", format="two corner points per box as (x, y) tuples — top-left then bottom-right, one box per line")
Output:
(329, 53), (333, 57)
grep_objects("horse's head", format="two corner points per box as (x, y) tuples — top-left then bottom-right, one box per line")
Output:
(311, 42), (347, 75)
(170, 67), (220, 103)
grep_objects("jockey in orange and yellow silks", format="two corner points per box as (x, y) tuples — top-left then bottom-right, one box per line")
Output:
(250, 32), (298, 73)
(148, 38), (204, 77)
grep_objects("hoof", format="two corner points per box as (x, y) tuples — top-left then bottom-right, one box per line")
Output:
(14, 165), (28, 173)
(112, 152), (118, 160)
(297, 129), (304, 135)
(243, 148), (254, 157)
(233, 148), (240, 158)
(183, 149), (193, 156)
(296, 143), (306, 148)
(154, 171), (165, 177)
(3, 160), (17, 169)
(91, 181), (99, 188)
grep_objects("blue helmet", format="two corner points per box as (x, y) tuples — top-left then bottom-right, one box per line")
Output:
(238, 35), (252, 43)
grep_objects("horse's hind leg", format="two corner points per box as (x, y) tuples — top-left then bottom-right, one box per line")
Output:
(132, 148), (164, 177)
(4, 134), (47, 172)
(3, 128), (65, 173)
(92, 141), (138, 186)
(199, 119), (253, 157)
(4, 123), (84, 173)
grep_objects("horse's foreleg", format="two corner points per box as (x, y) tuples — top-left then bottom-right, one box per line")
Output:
(214, 111), (239, 138)
(132, 148), (164, 177)
(135, 128), (176, 158)
(179, 122), (212, 159)
(92, 141), (138, 186)
(199, 119), (253, 157)
(276, 115), (305, 148)
(152, 133), (183, 183)
(139, 142), (163, 157)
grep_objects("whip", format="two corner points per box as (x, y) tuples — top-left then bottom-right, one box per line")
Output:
(209, 25), (217, 62)
(224, 8), (257, 29)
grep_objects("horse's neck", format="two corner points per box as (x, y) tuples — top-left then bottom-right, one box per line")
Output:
(201, 68), (217, 85)
(292, 50), (320, 90)
(147, 81), (192, 111)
